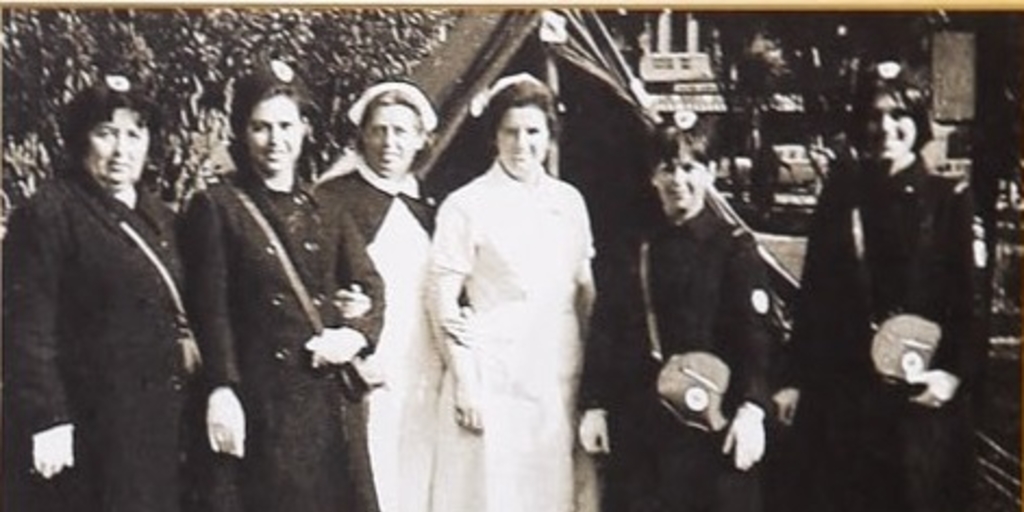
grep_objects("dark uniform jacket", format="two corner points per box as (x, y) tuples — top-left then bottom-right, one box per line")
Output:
(3, 174), (189, 512)
(582, 208), (772, 416)
(787, 157), (980, 512)
(180, 172), (383, 512)
(789, 157), (980, 394)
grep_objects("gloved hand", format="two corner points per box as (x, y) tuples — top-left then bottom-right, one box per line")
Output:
(907, 369), (960, 408)
(32, 423), (74, 479)
(722, 402), (765, 471)
(306, 327), (368, 368)
(334, 284), (371, 320)
(207, 386), (246, 458)
(578, 409), (611, 454)
(772, 387), (800, 426)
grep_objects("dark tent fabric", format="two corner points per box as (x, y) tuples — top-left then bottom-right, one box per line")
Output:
(409, 8), (798, 339)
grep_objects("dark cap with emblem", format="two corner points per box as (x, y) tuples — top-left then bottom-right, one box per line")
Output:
(63, 73), (162, 165)
(657, 351), (731, 432)
(230, 59), (317, 137)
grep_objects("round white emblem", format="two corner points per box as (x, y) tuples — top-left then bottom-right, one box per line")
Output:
(674, 110), (698, 131)
(270, 60), (295, 84)
(684, 386), (710, 412)
(105, 75), (131, 92)
(877, 61), (901, 80)
(901, 350), (925, 378)
(751, 289), (769, 315)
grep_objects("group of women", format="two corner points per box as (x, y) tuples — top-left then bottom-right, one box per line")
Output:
(3, 61), (596, 512)
(3, 56), (979, 512)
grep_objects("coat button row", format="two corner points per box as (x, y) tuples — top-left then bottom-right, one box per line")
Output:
(271, 294), (285, 307)
(303, 241), (319, 252)
(274, 348), (291, 361)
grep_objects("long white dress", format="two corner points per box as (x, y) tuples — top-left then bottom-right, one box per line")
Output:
(429, 163), (598, 512)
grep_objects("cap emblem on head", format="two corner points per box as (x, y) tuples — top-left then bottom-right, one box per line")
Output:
(673, 110), (699, 131)
(877, 61), (901, 80)
(105, 75), (131, 92)
(271, 60), (295, 84)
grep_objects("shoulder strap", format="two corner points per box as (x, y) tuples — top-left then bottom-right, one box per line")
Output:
(118, 221), (186, 318)
(233, 188), (324, 334)
(639, 240), (664, 362)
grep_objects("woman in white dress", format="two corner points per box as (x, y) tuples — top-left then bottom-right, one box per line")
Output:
(429, 73), (597, 512)
(316, 82), (442, 512)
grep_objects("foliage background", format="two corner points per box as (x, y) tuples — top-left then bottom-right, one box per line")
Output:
(2, 8), (458, 209)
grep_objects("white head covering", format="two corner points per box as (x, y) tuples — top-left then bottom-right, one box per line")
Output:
(347, 81), (437, 132)
(468, 72), (547, 118)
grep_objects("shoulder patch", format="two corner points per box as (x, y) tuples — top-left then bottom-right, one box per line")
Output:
(751, 289), (770, 315)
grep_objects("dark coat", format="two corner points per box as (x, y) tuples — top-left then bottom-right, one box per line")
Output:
(3, 175), (189, 512)
(581, 208), (773, 512)
(179, 174), (384, 512)
(787, 157), (980, 512)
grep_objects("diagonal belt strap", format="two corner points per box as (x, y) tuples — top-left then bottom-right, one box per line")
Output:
(232, 188), (324, 334)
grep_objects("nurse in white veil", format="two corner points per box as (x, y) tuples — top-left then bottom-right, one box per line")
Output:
(315, 82), (441, 512)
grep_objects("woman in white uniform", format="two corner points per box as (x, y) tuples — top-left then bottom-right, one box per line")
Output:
(316, 82), (441, 512)
(429, 74), (597, 512)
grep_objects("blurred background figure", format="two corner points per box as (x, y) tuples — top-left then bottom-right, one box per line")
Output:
(316, 81), (441, 512)
(3, 73), (196, 512)
(179, 60), (383, 512)
(428, 73), (597, 512)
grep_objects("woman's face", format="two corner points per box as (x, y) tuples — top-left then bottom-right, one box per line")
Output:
(864, 93), (918, 165)
(495, 105), (550, 182)
(84, 108), (150, 195)
(360, 103), (427, 179)
(245, 94), (308, 180)
(650, 154), (711, 223)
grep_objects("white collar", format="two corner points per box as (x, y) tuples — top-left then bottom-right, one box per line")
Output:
(112, 187), (137, 209)
(356, 157), (420, 199)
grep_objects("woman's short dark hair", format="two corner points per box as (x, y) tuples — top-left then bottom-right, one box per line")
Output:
(228, 61), (317, 173)
(481, 78), (560, 140)
(850, 62), (933, 154)
(651, 121), (710, 172)
(62, 76), (161, 165)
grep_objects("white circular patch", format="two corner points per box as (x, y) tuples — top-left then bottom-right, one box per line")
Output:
(270, 60), (295, 84)
(877, 61), (901, 79)
(901, 350), (925, 378)
(751, 289), (769, 315)
(104, 75), (130, 92)
(684, 386), (709, 412)
(674, 110), (698, 131)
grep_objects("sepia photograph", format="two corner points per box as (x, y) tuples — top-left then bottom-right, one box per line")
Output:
(1, 8), (1021, 512)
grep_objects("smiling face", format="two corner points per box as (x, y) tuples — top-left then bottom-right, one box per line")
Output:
(651, 155), (712, 224)
(864, 93), (919, 168)
(495, 105), (551, 182)
(244, 94), (309, 180)
(360, 103), (427, 180)
(84, 108), (151, 195)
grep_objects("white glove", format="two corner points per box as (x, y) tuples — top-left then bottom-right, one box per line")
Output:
(334, 284), (371, 320)
(32, 423), (74, 479)
(722, 402), (766, 471)
(772, 387), (800, 426)
(306, 327), (368, 368)
(207, 386), (246, 458)
(578, 409), (611, 454)
(907, 369), (960, 408)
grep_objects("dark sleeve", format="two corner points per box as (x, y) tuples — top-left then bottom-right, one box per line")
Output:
(723, 233), (772, 410)
(580, 245), (650, 411)
(935, 184), (982, 390)
(331, 207), (384, 354)
(3, 196), (72, 432)
(179, 192), (241, 387)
